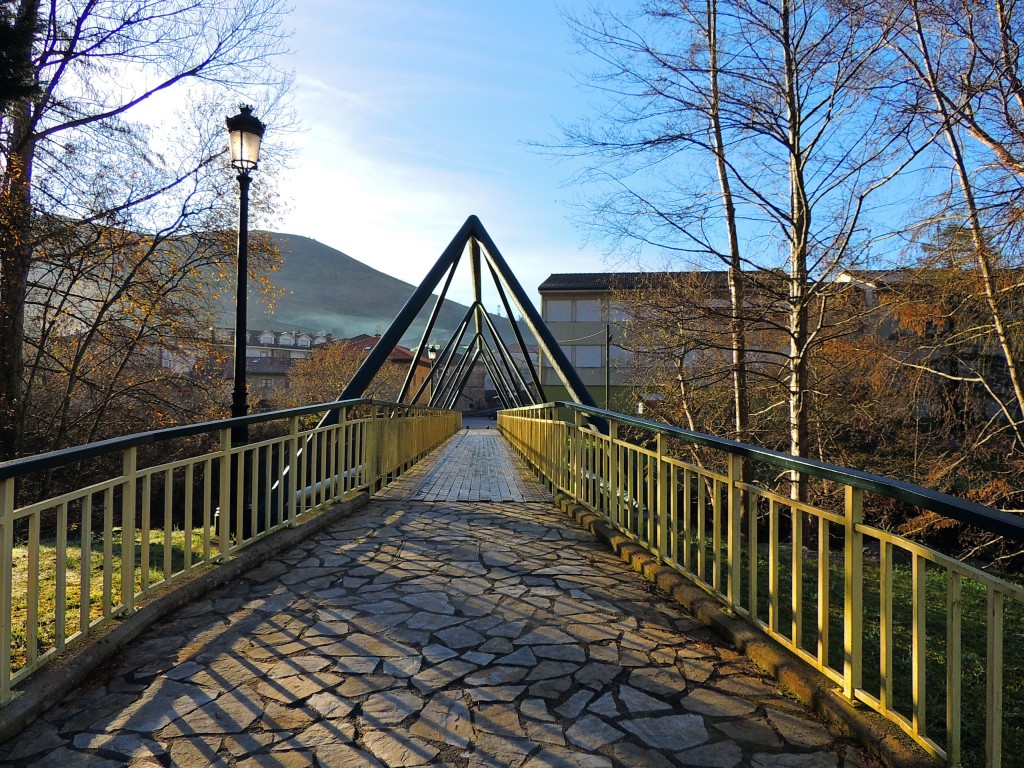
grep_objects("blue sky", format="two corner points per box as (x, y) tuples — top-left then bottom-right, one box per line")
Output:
(276, 1), (623, 308)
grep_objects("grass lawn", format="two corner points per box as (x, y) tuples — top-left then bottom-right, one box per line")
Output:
(732, 537), (1024, 768)
(8, 528), (218, 673)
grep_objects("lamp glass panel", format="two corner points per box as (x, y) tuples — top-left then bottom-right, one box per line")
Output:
(229, 130), (262, 169)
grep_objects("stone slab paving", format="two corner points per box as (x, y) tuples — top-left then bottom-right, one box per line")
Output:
(377, 429), (551, 503)
(0, 434), (877, 767)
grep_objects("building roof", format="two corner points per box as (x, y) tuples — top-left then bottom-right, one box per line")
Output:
(539, 271), (731, 292)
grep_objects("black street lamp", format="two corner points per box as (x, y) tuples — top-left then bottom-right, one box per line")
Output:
(226, 105), (266, 445)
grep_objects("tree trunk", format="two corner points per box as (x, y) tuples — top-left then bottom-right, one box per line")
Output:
(0, 111), (34, 459)
(705, 0), (750, 451)
(783, 0), (810, 502)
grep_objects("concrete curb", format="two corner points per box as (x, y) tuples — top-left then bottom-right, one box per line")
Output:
(554, 493), (938, 768)
(0, 492), (370, 747)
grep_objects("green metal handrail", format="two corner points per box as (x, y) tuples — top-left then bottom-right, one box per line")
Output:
(0, 399), (460, 706)
(500, 402), (1024, 767)
(552, 401), (1024, 542)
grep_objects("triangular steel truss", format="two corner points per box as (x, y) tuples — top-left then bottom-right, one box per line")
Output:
(333, 215), (596, 412)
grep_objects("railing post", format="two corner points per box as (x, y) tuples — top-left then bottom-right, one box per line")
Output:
(0, 478), (13, 704)
(946, 570), (962, 768)
(657, 433), (668, 562)
(987, 587), (1004, 768)
(288, 415), (300, 524)
(608, 419), (619, 525)
(121, 448), (137, 615)
(573, 411), (583, 500)
(366, 405), (380, 492)
(219, 428), (232, 562)
(843, 485), (863, 700)
(335, 408), (346, 499)
(727, 453), (742, 611)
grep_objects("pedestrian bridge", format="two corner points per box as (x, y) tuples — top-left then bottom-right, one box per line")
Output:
(0, 419), (867, 768)
(1, 399), (1022, 767)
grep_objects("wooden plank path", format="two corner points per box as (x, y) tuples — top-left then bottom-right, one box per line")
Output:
(0, 431), (875, 768)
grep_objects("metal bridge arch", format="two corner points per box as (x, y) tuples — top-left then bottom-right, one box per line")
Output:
(332, 215), (596, 412)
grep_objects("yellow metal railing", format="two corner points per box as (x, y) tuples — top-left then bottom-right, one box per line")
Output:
(500, 403), (1024, 768)
(0, 400), (460, 704)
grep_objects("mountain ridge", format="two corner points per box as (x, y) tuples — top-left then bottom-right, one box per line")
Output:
(231, 232), (512, 346)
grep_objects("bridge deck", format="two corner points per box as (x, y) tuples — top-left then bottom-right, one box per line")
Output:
(0, 430), (870, 767)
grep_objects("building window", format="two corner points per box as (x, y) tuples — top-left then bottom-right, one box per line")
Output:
(260, 378), (272, 388)
(297, 335), (311, 347)
(259, 350), (270, 358)
(259, 331), (274, 344)
(279, 333), (294, 346)
(575, 299), (601, 321)
(545, 300), (572, 322)
(575, 345), (602, 368)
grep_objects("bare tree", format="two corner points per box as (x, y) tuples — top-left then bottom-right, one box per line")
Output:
(891, 0), (1024, 452)
(0, 0), (292, 458)
(561, 0), (921, 498)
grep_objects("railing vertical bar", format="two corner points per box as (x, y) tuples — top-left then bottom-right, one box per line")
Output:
(769, 497), (779, 635)
(880, 539), (893, 713)
(236, 445), (247, 544)
(748, 490), (758, 621)
(289, 416), (301, 519)
(670, 464), (679, 565)
(0, 478), (13, 704)
(727, 454), (742, 611)
(263, 443), (273, 529)
(140, 474), (151, 593)
(318, 426), (328, 506)
(278, 437), (288, 526)
(79, 494), (92, 635)
(645, 451), (653, 547)
(911, 553), (926, 737)
(946, 569), (962, 767)
(26, 511), (39, 666)
(698, 475), (707, 583)
(183, 463), (194, 572)
(121, 448), (137, 614)
(792, 506), (803, 649)
(202, 459), (212, 563)
(682, 469), (692, 574)
(330, 421), (340, 503)
(55, 501), (68, 649)
(353, 418), (363, 493)
(843, 486), (864, 700)
(712, 478), (722, 595)
(626, 447), (635, 534)
(219, 429), (232, 561)
(818, 518), (830, 669)
(102, 487), (113, 617)
(658, 435), (668, 561)
(339, 414), (349, 496)
(248, 446), (258, 538)
(163, 468), (173, 583)
(986, 587), (1004, 768)
(614, 431), (623, 528)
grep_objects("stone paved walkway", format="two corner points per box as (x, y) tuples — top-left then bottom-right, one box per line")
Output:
(0, 432), (875, 767)
(377, 429), (550, 503)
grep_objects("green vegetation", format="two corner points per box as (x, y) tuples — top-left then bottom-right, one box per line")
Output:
(736, 538), (1024, 768)
(8, 529), (218, 672)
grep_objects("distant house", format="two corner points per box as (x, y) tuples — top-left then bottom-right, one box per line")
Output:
(212, 326), (334, 400)
(212, 330), (435, 403)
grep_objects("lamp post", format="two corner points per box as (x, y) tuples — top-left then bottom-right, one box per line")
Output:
(226, 105), (265, 446)
(426, 344), (439, 401)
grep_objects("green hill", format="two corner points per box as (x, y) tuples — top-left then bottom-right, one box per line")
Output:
(231, 232), (515, 346)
